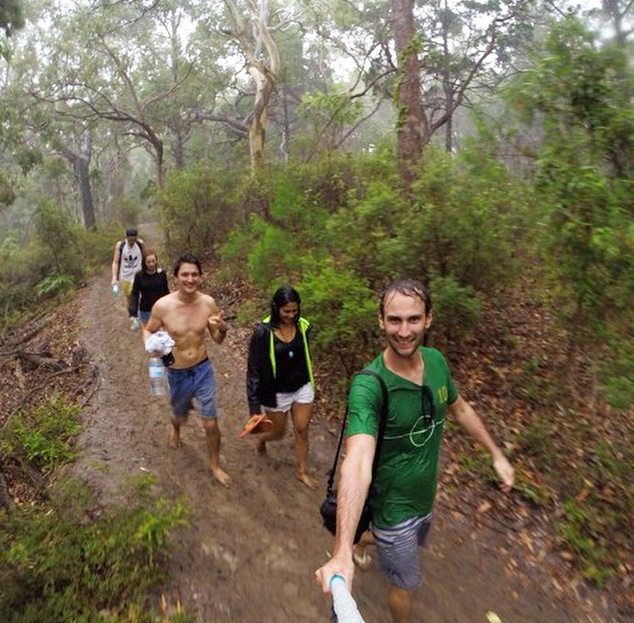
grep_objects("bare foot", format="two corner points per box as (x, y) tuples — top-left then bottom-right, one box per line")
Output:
(296, 471), (318, 490)
(210, 465), (231, 488)
(353, 544), (373, 570)
(169, 430), (182, 449)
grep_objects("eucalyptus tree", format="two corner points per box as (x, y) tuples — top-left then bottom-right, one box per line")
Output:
(0, 0), (24, 60)
(300, 0), (544, 186)
(23, 0), (218, 194)
(218, 0), (285, 171)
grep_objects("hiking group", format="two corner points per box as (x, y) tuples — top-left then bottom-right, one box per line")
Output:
(111, 228), (515, 623)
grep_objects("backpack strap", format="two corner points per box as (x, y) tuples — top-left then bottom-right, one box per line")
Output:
(326, 369), (388, 495)
(117, 240), (125, 280)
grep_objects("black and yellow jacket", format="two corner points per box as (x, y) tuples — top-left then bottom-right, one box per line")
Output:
(246, 316), (314, 414)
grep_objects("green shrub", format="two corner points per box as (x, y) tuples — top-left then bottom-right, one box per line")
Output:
(0, 216), (115, 328)
(158, 165), (242, 257)
(298, 261), (377, 374)
(430, 275), (481, 340)
(0, 476), (187, 623)
(2, 396), (82, 472)
(35, 273), (74, 299)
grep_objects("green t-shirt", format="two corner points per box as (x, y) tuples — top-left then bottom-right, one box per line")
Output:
(346, 347), (458, 528)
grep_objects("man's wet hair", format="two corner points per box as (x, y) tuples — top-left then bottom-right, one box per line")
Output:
(173, 252), (202, 277)
(379, 278), (432, 316)
(270, 284), (301, 326)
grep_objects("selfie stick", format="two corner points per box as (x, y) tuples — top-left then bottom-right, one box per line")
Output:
(330, 575), (365, 623)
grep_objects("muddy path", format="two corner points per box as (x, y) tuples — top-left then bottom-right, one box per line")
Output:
(73, 230), (602, 623)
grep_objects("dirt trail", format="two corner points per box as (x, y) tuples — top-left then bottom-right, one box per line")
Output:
(73, 229), (598, 623)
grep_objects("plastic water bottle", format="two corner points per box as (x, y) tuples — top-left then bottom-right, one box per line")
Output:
(112, 283), (120, 298)
(148, 357), (167, 396)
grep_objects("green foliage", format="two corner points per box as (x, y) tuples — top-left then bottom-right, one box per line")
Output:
(410, 147), (527, 292)
(159, 165), (243, 257)
(34, 202), (84, 277)
(600, 353), (634, 410)
(218, 148), (529, 354)
(506, 16), (634, 404)
(35, 273), (74, 299)
(298, 260), (377, 372)
(297, 90), (363, 152)
(1, 396), (81, 472)
(0, 0), (24, 36)
(0, 476), (188, 623)
(430, 275), (481, 338)
(557, 497), (614, 585)
(516, 414), (550, 457)
(0, 215), (115, 329)
(457, 449), (495, 484)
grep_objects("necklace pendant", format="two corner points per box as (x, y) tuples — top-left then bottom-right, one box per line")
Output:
(289, 350), (294, 358)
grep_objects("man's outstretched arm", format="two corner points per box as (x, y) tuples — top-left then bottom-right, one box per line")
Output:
(315, 433), (375, 593)
(448, 395), (515, 492)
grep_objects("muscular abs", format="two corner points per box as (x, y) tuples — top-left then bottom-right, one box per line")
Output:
(155, 294), (217, 368)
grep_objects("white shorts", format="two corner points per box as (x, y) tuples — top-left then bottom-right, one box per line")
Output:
(262, 382), (314, 413)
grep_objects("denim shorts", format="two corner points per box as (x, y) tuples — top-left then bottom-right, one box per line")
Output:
(139, 310), (151, 324)
(167, 357), (217, 419)
(373, 513), (432, 591)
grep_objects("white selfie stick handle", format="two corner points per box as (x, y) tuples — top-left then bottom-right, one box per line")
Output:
(330, 575), (365, 623)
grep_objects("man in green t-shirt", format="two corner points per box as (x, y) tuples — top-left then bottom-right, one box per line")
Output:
(316, 278), (514, 623)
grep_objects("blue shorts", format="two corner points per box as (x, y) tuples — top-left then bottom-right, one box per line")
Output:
(139, 310), (151, 323)
(373, 513), (432, 591)
(167, 357), (217, 419)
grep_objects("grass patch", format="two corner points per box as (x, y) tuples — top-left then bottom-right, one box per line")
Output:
(0, 475), (189, 622)
(0, 396), (81, 472)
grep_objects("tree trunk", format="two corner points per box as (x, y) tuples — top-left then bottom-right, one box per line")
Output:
(249, 68), (274, 168)
(56, 132), (96, 230)
(224, 0), (280, 173)
(279, 83), (290, 162)
(76, 156), (96, 229)
(391, 0), (425, 189)
(441, 1), (454, 153)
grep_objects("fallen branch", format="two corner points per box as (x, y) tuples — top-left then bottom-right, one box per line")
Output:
(17, 351), (65, 370)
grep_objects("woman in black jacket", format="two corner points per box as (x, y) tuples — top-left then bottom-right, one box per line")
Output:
(246, 285), (317, 489)
(128, 249), (170, 328)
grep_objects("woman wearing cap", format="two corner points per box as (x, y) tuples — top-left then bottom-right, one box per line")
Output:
(246, 285), (318, 489)
(128, 248), (170, 330)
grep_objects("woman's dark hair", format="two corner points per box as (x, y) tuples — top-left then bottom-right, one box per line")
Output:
(379, 278), (432, 316)
(270, 285), (301, 326)
(173, 251), (202, 277)
(142, 248), (158, 272)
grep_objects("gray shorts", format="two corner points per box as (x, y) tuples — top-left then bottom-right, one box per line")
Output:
(372, 513), (432, 591)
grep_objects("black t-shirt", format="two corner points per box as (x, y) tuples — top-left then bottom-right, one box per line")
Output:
(273, 330), (309, 393)
(129, 270), (169, 314)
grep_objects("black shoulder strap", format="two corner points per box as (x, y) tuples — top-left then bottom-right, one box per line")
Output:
(117, 240), (125, 279)
(325, 369), (388, 494)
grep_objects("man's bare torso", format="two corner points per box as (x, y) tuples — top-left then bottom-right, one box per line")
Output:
(153, 291), (218, 368)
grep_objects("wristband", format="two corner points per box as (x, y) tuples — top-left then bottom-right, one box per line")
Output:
(329, 573), (344, 589)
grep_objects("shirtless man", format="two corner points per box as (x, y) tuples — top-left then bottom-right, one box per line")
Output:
(144, 252), (231, 488)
